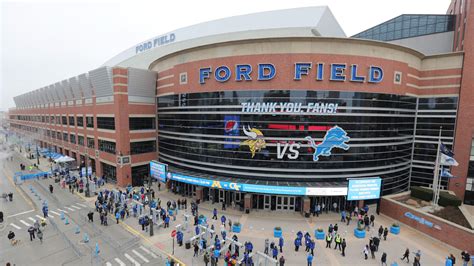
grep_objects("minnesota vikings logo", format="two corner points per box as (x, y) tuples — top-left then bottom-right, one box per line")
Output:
(241, 126), (266, 158)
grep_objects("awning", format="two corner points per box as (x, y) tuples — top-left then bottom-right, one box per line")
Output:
(54, 156), (76, 163)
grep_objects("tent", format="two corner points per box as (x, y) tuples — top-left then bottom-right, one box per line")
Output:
(54, 156), (76, 163)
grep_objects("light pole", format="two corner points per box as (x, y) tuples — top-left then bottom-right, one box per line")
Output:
(148, 174), (154, 236)
(85, 149), (90, 197)
(36, 143), (40, 165)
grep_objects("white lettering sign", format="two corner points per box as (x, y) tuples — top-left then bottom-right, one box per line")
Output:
(241, 102), (338, 114)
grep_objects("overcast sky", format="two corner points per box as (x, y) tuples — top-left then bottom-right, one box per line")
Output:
(1, 0), (451, 110)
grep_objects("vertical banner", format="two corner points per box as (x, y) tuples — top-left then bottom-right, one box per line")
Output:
(224, 115), (240, 149)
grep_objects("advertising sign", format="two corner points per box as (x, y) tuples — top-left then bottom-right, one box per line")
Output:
(347, 178), (382, 200)
(404, 212), (441, 230)
(150, 161), (167, 183)
(223, 115), (240, 149)
(81, 167), (93, 177)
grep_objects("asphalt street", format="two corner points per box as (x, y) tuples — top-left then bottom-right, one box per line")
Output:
(0, 149), (166, 266)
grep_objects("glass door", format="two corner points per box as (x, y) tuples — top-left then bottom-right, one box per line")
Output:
(264, 195), (271, 210)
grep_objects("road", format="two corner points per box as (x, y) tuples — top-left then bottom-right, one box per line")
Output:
(0, 148), (166, 266)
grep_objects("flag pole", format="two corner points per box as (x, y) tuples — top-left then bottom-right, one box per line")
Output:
(432, 126), (442, 210)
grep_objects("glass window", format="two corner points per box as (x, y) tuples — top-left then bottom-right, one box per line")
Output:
(86, 116), (94, 128)
(98, 139), (116, 154)
(97, 117), (115, 130)
(101, 162), (116, 182)
(68, 116), (75, 126)
(78, 135), (85, 146)
(87, 137), (95, 149)
(77, 116), (84, 127)
(63, 132), (68, 141)
(131, 141), (156, 155)
(129, 117), (156, 130)
(62, 116), (67, 125)
(70, 134), (76, 144)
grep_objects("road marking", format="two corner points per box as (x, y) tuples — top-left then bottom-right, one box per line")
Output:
(124, 253), (141, 266)
(57, 209), (68, 214)
(35, 215), (45, 220)
(10, 223), (21, 229)
(64, 207), (74, 211)
(28, 217), (36, 222)
(71, 205), (81, 210)
(114, 258), (126, 266)
(105, 263), (112, 266)
(50, 210), (60, 215)
(132, 249), (149, 263)
(19, 220), (31, 227)
(77, 203), (88, 208)
(7, 209), (34, 218)
(139, 246), (158, 258)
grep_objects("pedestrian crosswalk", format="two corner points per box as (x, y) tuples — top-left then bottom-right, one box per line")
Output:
(105, 246), (159, 266)
(7, 202), (91, 231)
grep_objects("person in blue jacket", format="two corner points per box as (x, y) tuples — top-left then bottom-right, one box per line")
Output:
(307, 252), (314, 266)
(221, 215), (226, 226)
(309, 239), (315, 256)
(177, 231), (183, 246)
(215, 238), (221, 250)
(195, 225), (200, 236)
(248, 241), (253, 253)
(279, 236), (284, 253)
(272, 246), (278, 259)
(294, 237), (302, 251)
(212, 208), (218, 220)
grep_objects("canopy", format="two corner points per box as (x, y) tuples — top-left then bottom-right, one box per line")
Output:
(54, 156), (76, 163)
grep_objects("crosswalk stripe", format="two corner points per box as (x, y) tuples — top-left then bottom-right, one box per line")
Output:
(64, 207), (74, 211)
(20, 220), (31, 227)
(139, 246), (158, 259)
(77, 203), (88, 208)
(105, 262), (112, 266)
(57, 209), (68, 214)
(35, 215), (45, 220)
(124, 253), (141, 266)
(114, 258), (126, 266)
(71, 205), (81, 210)
(132, 249), (149, 263)
(50, 210), (60, 215)
(10, 223), (21, 229)
(28, 217), (36, 222)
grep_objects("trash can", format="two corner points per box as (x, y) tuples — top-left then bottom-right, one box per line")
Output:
(185, 240), (191, 249)
(245, 208), (250, 214)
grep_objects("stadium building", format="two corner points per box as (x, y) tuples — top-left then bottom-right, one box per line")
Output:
(7, 1), (474, 213)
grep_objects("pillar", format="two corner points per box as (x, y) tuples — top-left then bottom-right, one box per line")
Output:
(195, 187), (204, 202)
(302, 196), (311, 216)
(244, 194), (252, 212)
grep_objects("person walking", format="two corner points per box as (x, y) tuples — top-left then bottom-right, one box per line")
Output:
(363, 245), (369, 260)
(370, 214), (375, 227)
(264, 238), (269, 255)
(400, 248), (410, 263)
(378, 225), (384, 238)
(279, 255), (286, 266)
(370, 242), (376, 259)
(381, 252), (387, 266)
(37, 229), (43, 244)
(212, 208), (218, 220)
(88, 211), (94, 223)
(203, 252), (210, 266)
(193, 242), (199, 257)
(221, 215), (226, 226)
(279, 236), (284, 253)
(28, 226), (36, 241)
(272, 246), (278, 260)
(341, 239), (347, 257)
(461, 251), (471, 266)
(307, 252), (314, 266)
(294, 237), (301, 252)
(49, 184), (53, 194)
(309, 240), (315, 256)
(115, 211), (120, 224)
(383, 227), (389, 240)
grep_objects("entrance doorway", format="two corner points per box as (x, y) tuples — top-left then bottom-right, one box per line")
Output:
(252, 194), (298, 211)
(310, 196), (347, 213)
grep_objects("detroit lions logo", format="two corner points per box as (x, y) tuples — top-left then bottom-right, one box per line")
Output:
(305, 126), (350, 162)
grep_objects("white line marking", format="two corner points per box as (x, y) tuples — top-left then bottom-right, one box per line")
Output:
(19, 220), (31, 227)
(50, 210), (60, 215)
(105, 262), (112, 266)
(64, 207), (74, 211)
(71, 205), (81, 210)
(77, 203), (87, 208)
(114, 258), (126, 266)
(10, 223), (21, 229)
(132, 249), (149, 263)
(124, 253), (141, 266)
(57, 209), (68, 213)
(139, 246), (157, 258)
(7, 209), (34, 218)
(28, 217), (36, 222)
(35, 215), (45, 220)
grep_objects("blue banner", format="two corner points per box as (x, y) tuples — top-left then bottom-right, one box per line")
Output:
(150, 161), (167, 183)
(223, 115), (240, 149)
(347, 178), (382, 200)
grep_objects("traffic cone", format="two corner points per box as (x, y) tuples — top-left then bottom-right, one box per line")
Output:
(83, 233), (89, 243)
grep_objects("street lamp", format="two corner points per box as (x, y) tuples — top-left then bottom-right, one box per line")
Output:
(36, 143), (40, 165)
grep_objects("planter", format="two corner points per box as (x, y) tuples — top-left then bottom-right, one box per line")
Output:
(390, 225), (400, 235)
(354, 228), (366, 238)
(198, 216), (207, 225)
(232, 224), (242, 233)
(315, 230), (325, 240)
(274, 228), (282, 238)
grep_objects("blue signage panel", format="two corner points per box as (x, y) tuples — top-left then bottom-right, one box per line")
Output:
(347, 178), (382, 200)
(241, 184), (306, 195)
(150, 161), (167, 183)
(223, 115), (240, 149)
